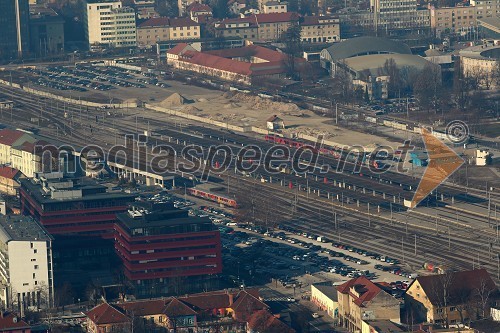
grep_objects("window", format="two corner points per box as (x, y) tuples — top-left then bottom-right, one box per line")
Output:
(34, 265), (39, 269)
(437, 308), (443, 313)
(33, 273), (36, 279)
(31, 259), (36, 262)
(23, 283), (29, 286)
(34, 249), (37, 254)
(450, 307), (456, 311)
(30, 242), (33, 249)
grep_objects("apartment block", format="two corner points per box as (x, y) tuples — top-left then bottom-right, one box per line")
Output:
(0, 215), (54, 310)
(430, 6), (477, 37)
(84, 0), (136, 49)
(470, 0), (500, 18)
(137, 17), (200, 48)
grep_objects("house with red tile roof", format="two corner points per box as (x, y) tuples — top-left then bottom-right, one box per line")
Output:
(187, 2), (212, 23)
(167, 44), (304, 85)
(86, 289), (270, 332)
(0, 166), (21, 195)
(337, 276), (401, 332)
(247, 309), (296, 333)
(405, 269), (498, 327)
(0, 312), (31, 333)
(86, 302), (130, 333)
(0, 129), (32, 166)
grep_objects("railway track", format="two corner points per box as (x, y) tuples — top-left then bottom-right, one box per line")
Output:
(1, 84), (499, 283)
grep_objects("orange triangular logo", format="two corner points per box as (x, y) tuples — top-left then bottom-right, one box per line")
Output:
(409, 128), (464, 209)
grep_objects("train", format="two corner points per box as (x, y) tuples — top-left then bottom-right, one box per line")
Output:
(186, 188), (238, 207)
(264, 135), (386, 170)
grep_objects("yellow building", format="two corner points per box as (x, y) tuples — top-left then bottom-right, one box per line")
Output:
(459, 43), (500, 89)
(430, 6), (477, 38)
(337, 276), (401, 332)
(137, 17), (200, 48)
(301, 15), (340, 43)
(311, 282), (339, 318)
(257, 12), (298, 41)
(405, 269), (498, 327)
(0, 166), (21, 196)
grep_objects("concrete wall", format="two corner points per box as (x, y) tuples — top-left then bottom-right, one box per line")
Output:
(0, 78), (138, 108)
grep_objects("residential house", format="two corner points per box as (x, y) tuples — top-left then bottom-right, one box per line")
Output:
(0, 166), (21, 196)
(337, 276), (401, 332)
(137, 17), (200, 48)
(86, 289), (274, 333)
(85, 302), (130, 333)
(0, 312), (31, 333)
(247, 309), (295, 332)
(229, 0), (247, 15)
(215, 15), (259, 41)
(405, 269), (498, 327)
(187, 2), (212, 23)
(256, 12), (299, 41)
(301, 15), (340, 43)
(0, 129), (31, 166)
(262, 1), (289, 13)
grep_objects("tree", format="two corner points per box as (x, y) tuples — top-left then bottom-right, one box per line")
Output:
(377, 58), (401, 98)
(208, 0), (229, 18)
(281, 21), (302, 78)
(430, 272), (455, 328)
(474, 277), (493, 320)
(156, 0), (179, 17)
(413, 63), (443, 114)
(493, 60), (500, 87)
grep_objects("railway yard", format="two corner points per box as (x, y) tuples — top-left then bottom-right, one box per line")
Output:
(0, 62), (499, 291)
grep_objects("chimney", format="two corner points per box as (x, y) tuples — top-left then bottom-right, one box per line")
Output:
(228, 293), (234, 306)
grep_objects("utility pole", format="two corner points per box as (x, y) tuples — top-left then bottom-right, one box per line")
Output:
(448, 226), (451, 250)
(401, 236), (405, 264)
(414, 234), (417, 256)
(368, 203), (371, 228)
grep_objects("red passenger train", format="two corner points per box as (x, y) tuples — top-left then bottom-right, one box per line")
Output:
(187, 188), (238, 207)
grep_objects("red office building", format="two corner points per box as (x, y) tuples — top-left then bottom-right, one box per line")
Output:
(19, 172), (134, 238)
(114, 200), (223, 297)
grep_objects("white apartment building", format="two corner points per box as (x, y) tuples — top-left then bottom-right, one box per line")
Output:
(84, 0), (137, 49)
(470, 0), (500, 18)
(0, 215), (54, 310)
(370, 0), (429, 33)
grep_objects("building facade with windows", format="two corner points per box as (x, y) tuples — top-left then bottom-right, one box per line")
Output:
(114, 200), (222, 296)
(470, 0), (500, 18)
(137, 17), (200, 48)
(0, 215), (54, 311)
(84, 0), (137, 49)
(29, 4), (65, 56)
(430, 6), (477, 38)
(337, 276), (401, 332)
(301, 15), (340, 43)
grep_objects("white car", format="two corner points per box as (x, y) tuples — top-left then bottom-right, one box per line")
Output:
(287, 297), (296, 302)
(312, 313), (320, 319)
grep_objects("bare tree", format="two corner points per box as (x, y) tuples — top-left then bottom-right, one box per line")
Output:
(429, 272), (455, 328)
(474, 277), (493, 320)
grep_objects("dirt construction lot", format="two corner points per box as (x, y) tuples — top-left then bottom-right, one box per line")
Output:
(0, 66), (400, 149)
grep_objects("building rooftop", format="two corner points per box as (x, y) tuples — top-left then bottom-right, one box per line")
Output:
(344, 54), (433, 76)
(0, 166), (20, 180)
(459, 43), (500, 60)
(0, 215), (52, 243)
(365, 320), (404, 333)
(312, 282), (338, 301)
(138, 16), (199, 28)
(117, 202), (214, 231)
(337, 276), (383, 307)
(19, 173), (134, 204)
(323, 36), (412, 62)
